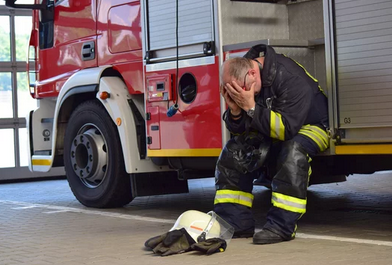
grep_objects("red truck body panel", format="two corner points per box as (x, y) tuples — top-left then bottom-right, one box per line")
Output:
(31, 0), (222, 153)
(145, 57), (222, 153)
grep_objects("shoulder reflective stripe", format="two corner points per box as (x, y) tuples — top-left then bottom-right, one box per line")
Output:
(292, 59), (319, 83)
(272, 192), (307, 214)
(214, 190), (254, 208)
(318, 85), (327, 97)
(270, 111), (285, 141)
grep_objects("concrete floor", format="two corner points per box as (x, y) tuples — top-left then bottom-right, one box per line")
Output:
(1, 172), (392, 265)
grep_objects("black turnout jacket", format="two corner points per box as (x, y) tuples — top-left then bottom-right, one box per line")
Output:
(224, 44), (329, 142)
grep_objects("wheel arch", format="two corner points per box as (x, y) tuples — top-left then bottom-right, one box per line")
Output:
(53, 67), (167, 174)
(96, 76), (167, 173)
(52, 66), (118, 167)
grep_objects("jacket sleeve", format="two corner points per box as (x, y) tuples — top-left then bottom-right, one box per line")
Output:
(223, 109), (248, 135)
(250, 75), (312, 141)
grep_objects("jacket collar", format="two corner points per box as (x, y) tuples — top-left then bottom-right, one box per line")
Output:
(244, 44), (277, 87)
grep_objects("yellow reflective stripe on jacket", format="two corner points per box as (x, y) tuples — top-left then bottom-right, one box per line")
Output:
(285, 54), (327, 96)
(214, 190), (254, 208)
(295, 61), (318, 83)
(298, 125), (329, 152)
(270, 111), (285, 141)
(271, 192), (307, 214)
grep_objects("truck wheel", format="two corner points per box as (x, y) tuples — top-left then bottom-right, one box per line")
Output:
(64, 100), (133, 208)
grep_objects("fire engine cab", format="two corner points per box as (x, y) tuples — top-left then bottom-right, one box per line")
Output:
(6, 0), (392, 208)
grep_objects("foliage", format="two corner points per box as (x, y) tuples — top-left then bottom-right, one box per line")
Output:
(0, 26), (10, 62)
(0, 25), (30, 91)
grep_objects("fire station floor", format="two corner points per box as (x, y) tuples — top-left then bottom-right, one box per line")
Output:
(1, 172), (392, 265)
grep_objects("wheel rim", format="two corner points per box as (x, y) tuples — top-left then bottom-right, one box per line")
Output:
(70, 123), (108, 188)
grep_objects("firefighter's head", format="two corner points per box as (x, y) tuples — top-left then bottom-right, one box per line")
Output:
(221, 57), (263, 95)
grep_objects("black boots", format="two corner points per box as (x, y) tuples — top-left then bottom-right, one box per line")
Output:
(252, 229), (288, 244)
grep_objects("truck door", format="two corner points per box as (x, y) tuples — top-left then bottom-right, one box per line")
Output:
(35, 0), (98, 98)
(326, 0), (392, 144)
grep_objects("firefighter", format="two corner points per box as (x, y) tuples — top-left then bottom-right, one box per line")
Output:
(214, 44), (329, 244)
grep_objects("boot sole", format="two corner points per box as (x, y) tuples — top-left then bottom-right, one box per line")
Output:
(253, 237), (284, 244)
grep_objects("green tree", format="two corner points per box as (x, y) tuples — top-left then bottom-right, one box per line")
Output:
(0, 73), (12, 91)
(0, 25), (12, 91)
(16, 31), (30, 62)
(16, 31), (30, 91)
(0, 26), (11, 62)
(0, 23), (31, 91)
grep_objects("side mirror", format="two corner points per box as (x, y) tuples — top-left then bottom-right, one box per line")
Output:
(4, 0), (50, 9)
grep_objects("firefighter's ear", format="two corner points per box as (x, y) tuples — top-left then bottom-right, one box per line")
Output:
(249, 68), (257, 77)
(248, 68), (257, 82)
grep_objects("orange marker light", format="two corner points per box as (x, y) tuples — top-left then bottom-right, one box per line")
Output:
(116, 118), (122, 126)
(99, 91), (110, 100)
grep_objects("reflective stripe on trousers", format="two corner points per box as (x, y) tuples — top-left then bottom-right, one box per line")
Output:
(298, 124), (329, 152)
(271, 192), (307, 214)
(214, 189), (254, 208)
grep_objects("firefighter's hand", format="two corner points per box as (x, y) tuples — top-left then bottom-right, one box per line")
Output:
(221, 85), (241, 115)
(224, 81), (256, 112)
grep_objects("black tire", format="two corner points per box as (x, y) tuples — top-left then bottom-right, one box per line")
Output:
(64, 100), (133, 208)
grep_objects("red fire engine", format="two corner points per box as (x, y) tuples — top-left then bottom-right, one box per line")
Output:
(6, 0), (392, 208)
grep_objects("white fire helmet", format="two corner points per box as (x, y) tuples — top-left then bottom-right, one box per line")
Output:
(170, 210), (235, 244)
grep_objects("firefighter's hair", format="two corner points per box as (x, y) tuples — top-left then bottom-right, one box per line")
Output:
(223, 57), (253, 81)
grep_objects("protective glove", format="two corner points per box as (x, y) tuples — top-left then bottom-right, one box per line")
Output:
(191, 238), (227, 255)
(144, 228), (196, 256)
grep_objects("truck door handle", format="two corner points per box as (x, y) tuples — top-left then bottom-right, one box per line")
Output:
(81, 41), (95, 61)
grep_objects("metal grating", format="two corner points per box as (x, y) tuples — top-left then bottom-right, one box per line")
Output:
(147, 0), (213, 51)
(335, 0), (392, 128)
(220, 1), (289, 46)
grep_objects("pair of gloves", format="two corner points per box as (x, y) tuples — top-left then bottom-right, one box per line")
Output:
(144, 228), (227, 256)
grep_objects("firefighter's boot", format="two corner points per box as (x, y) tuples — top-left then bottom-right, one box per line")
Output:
(253, 229), (285, 244)
(262, 140), (311, 241)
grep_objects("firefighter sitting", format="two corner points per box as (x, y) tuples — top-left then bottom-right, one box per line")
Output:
(215, 44), (329, 244)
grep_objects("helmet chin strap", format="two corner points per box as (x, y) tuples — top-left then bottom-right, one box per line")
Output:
(197, 211), (216, 243)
